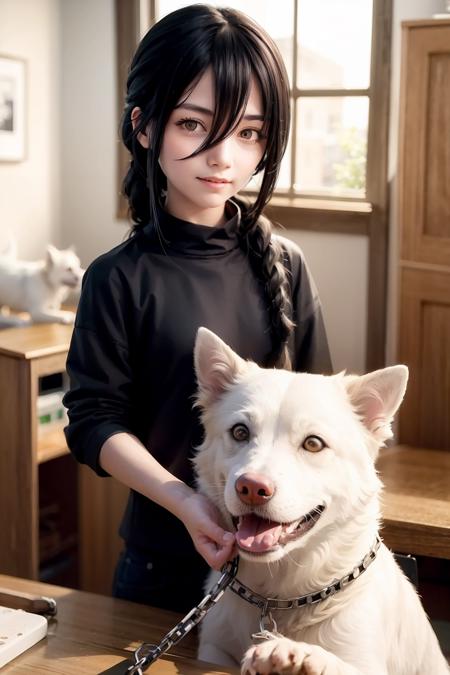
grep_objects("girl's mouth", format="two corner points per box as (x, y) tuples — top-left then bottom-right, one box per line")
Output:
(197, 176), (231, 186)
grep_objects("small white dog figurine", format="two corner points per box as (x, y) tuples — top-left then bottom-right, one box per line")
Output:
(193, 327), (449, 675)
(0, 240), (84, 327)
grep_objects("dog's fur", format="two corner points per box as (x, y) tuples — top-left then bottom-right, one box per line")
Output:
(193, 328), (449, 675)
(0, 240), (84, 327)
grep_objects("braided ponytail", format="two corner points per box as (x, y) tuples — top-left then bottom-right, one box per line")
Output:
(121, 105), (155, 229)
(236, 200), (294, 369)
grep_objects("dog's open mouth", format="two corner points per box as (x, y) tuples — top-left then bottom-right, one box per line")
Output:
(232, 504), (325, 554)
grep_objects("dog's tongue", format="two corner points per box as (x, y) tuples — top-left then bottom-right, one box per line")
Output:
(236, 514), (283, 552)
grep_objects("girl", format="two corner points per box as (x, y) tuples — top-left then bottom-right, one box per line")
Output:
(64, 4), (332, 613)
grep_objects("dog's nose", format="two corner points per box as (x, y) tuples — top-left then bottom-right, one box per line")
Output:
(235, 473), (275, 505)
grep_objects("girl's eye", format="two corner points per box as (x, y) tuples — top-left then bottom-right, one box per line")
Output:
(239, 128), (262, 142)
(230, 423), (250, 442)
(176, 118), (203, 133)
(302, 435), (326, 453)
(183, 119), (198, 132)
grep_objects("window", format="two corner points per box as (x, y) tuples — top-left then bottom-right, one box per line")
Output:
(116, 0), (392, 368)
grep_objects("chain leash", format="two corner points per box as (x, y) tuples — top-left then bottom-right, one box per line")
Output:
(125, 557), (239, 674)
(100, 537), (382, 674)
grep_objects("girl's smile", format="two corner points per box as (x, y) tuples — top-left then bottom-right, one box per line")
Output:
(197, 176), (232, 187)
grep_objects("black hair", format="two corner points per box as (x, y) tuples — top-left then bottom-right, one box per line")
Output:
(121, 4), (294, 368)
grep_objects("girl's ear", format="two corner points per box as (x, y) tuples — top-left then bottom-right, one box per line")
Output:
(131, 106), (150, 149)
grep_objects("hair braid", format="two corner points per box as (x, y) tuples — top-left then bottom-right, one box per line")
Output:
(121, 106), (153, 228)
(237, 203), (295, 369)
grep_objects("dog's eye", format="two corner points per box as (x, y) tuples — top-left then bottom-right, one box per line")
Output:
(302, 435), (325, 453)
(230, 424), (250, 442)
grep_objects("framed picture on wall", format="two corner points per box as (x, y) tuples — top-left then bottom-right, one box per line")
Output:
(0, 55), (26, 162)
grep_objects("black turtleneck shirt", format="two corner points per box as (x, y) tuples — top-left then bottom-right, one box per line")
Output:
(63, 206), (332, 556)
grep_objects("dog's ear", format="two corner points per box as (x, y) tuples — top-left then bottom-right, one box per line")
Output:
(194, 327), (247, 405)
(345, 365), (409, 443)
(46, 244), (59, 266)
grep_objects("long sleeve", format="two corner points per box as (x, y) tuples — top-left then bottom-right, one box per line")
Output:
(63, 257), (135, 477)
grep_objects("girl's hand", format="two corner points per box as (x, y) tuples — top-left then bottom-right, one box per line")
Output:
(179, 491), (237, 570)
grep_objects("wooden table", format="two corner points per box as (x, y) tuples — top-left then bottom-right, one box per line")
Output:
(0, 575), (239, 674)
(377, 445), (450, 559)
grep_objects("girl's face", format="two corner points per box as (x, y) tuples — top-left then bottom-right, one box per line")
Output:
(159, 67), (267, 227)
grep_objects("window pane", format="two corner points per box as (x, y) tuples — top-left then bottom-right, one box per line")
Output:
(295, 96), (368, 197)
(297, 0), (373, 89)
(157, 1), (294, 84)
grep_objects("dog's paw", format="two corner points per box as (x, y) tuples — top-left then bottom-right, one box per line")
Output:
(241, 636), (347, 675)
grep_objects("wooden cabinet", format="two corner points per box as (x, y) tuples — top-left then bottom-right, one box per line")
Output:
(0, 324), (127, 593)
(397, 19), (450, 449)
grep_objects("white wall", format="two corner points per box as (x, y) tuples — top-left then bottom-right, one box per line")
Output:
(287, 230), (368, 373)
(0, 0), (60, 259)
(59, 0), (126, 264)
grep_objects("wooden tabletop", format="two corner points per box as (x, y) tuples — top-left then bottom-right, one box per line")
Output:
(0, 575), (239, 674)
(377, 445), (450, 559)
(0, 323), (73, 359)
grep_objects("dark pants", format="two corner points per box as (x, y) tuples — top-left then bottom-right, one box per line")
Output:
(112, 545), (210, 614)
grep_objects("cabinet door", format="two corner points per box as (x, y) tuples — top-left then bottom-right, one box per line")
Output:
(398, 267), (450, 449)
(399, 24), (450, 267)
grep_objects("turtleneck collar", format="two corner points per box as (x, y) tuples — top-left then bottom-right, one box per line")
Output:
(142, 201), (241, 257)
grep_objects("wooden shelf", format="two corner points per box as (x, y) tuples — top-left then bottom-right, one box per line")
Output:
(37, 425), (69, 463)
(0, 324), (73, 580)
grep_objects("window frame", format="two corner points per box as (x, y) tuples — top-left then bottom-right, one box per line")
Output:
(115, 0), (392, 370)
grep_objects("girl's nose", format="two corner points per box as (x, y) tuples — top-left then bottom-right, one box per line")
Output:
(206, 137), (233, 168)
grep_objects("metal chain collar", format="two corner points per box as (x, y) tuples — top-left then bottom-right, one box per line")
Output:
(126, 556), (239, 674)
(109, 536), (381, 674)
(230, 536), (381, 617)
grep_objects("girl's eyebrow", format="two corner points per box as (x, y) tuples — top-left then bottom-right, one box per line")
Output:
(175, 102), (264, 121)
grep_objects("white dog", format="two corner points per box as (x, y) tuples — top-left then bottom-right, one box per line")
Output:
(193, 327), (449, 675)
(0, 241), (84, 327)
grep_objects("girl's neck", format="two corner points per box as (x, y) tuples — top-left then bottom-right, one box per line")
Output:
(163, 199), (227, 228)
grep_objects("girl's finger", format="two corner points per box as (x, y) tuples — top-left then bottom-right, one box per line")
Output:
(201, 519), (235, 546)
